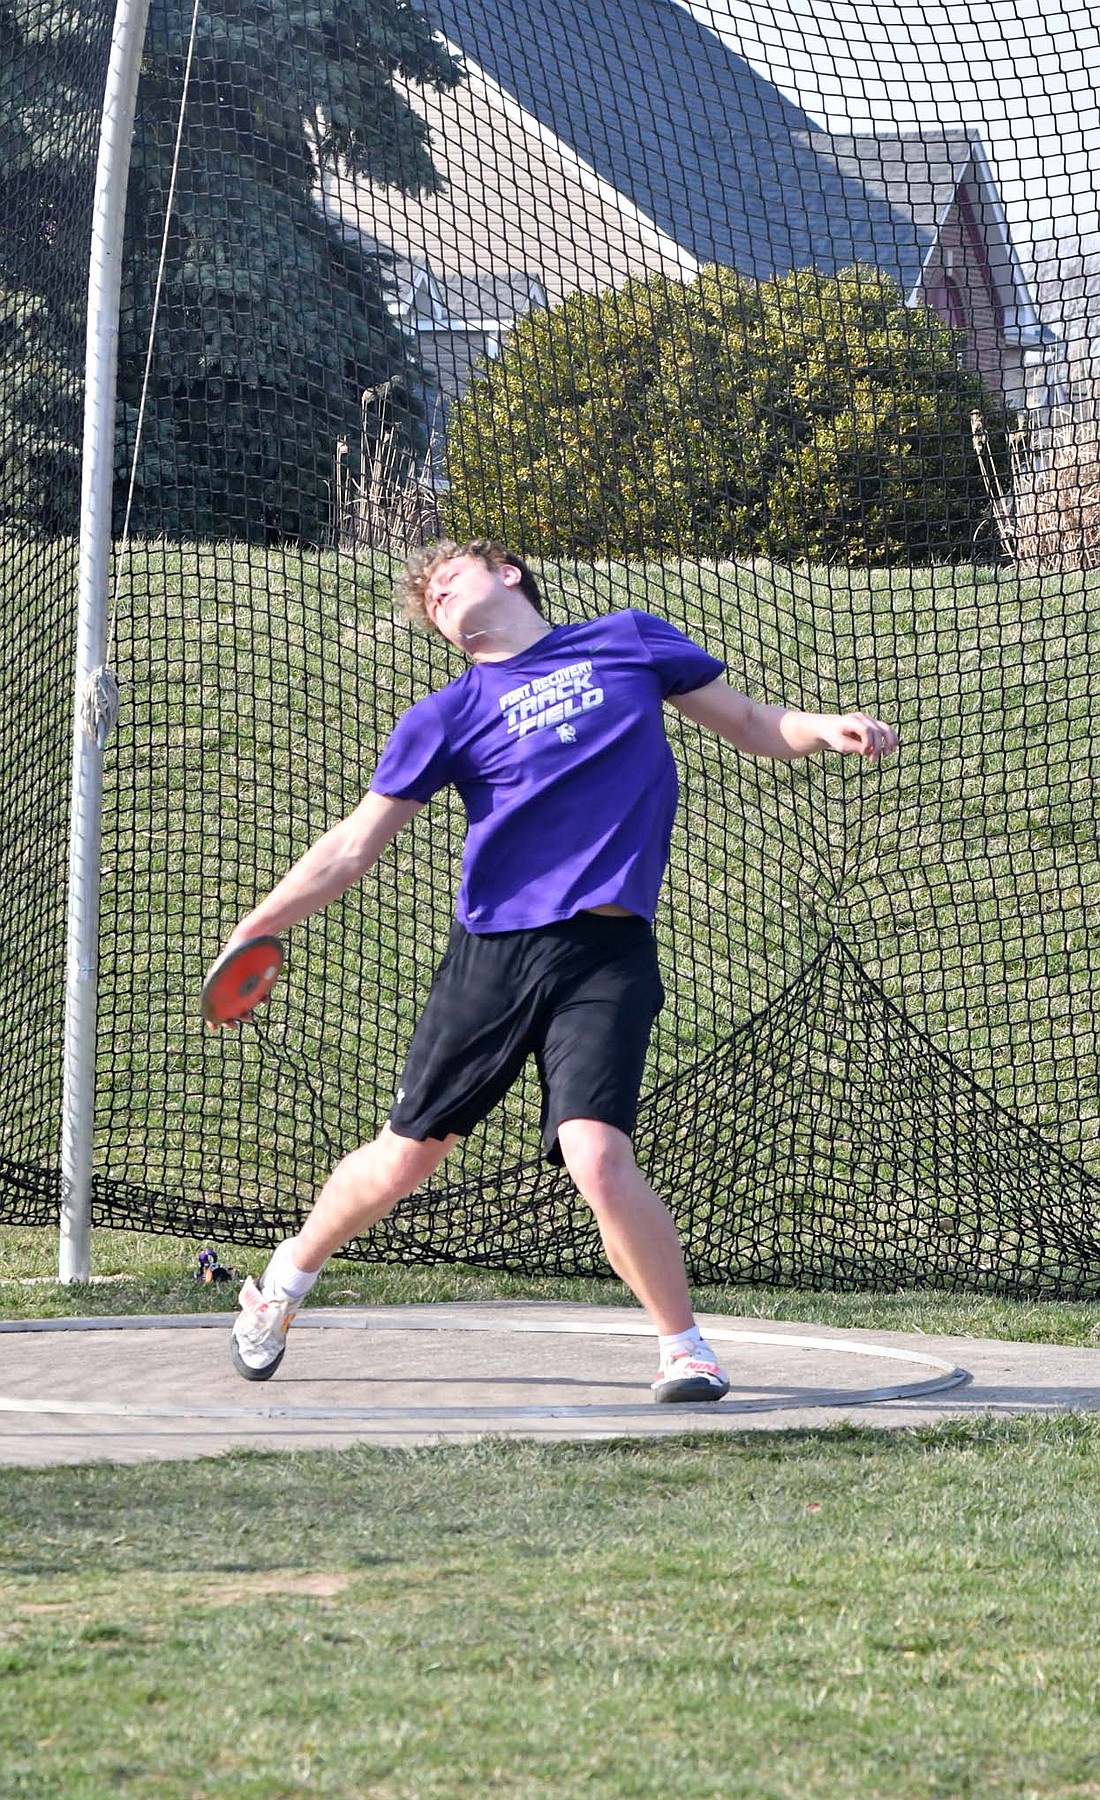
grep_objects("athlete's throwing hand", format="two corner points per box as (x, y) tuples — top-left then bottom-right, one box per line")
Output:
(820, 713), (898, 762)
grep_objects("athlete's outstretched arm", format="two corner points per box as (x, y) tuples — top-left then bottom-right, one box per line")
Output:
(219, 791), (422, 952)
(669, 679), (898, 763)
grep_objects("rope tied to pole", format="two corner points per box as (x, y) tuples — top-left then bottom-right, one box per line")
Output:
(79, 666), (122, 749)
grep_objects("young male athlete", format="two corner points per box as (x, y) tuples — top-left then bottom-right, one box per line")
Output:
(210, 540), (897, 1401)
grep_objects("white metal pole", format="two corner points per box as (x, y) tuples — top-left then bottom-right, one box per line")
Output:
(59, 0), (152, 1283)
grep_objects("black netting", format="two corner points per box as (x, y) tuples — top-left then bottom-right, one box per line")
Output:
(1, 0), (115, 1217)
(3, 0), (1100, 1294)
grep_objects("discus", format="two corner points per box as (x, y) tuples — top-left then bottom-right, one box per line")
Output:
(201, 935), (284, 1027)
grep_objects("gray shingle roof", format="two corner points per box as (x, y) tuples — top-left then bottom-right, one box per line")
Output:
(805, 131), (977, 292)
(809, 132), (975, 234)
(1029, 235), (1100, 330)
(332, 1), (1045, 359)
(427, 0), (913, 280)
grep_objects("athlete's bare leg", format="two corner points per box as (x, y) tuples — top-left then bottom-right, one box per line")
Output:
(556, 1118), (695, 1336)
(293, 1124), (459, 1271)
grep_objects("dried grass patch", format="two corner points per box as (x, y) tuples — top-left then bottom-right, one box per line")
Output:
(1012, 414), (1100, 572)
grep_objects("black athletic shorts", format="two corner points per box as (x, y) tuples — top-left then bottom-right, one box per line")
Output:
(389, 912), (665, 1164)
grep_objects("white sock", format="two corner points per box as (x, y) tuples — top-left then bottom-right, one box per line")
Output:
(263, 1238), (320, 1302)
(658, 1325), (708, 1363)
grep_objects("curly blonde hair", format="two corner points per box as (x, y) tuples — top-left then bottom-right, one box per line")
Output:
(396, 538), (543, 630)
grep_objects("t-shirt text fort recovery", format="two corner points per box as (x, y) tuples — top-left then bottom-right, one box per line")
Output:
(499, 660), (606, 737)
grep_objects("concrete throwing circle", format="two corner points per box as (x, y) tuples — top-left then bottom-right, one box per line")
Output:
(0, 1302), (970, 1465)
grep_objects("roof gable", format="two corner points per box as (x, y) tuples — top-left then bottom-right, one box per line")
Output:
(435, 270), (547, 323)
(810, 129), (1049, 336)
(805, 130), (970, 294)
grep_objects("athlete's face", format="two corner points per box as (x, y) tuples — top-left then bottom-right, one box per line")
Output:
(424, 555), (524, 649)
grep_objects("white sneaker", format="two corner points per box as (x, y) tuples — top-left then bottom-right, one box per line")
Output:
(651, 1349), (730, 1404)
(230, 1276), (297, 1382)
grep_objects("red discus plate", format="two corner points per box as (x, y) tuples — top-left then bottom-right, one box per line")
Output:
(201, 935), (284, 1026)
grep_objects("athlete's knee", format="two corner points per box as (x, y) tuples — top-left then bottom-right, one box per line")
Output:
(333, 1126), (454, 1203)
(557, 1120), (639, 1207)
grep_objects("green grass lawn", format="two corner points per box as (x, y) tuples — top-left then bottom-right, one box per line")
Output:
(5, 1236), (1100, 1797)
(6, 1225), (1100, 1346)
(3, 1420), (1100, 1799)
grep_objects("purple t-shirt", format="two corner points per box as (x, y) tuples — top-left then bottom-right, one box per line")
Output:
(370, 608), (724, 933)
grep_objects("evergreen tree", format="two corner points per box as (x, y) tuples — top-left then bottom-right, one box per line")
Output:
(0, 0), (106, 535)
(122, 0), (462, 542)
(0, 0), (460, 541)
(0, 281), (84, 533)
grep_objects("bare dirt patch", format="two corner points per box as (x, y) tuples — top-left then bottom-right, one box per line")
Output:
(194, 1570), (353, 1602)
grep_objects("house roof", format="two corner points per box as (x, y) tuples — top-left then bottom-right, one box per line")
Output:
(815, 133), (976, 235)
(322, 37), (701, 309)
(432, 269), (547, 325)
(328, 1), (1054, 357)
(809, 129), (1055, 343)
(805, 130), (975, 293)
(362, 250), (544, 327)
(1028, 234), (1100, 338)
(425, 0), (911, 278)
